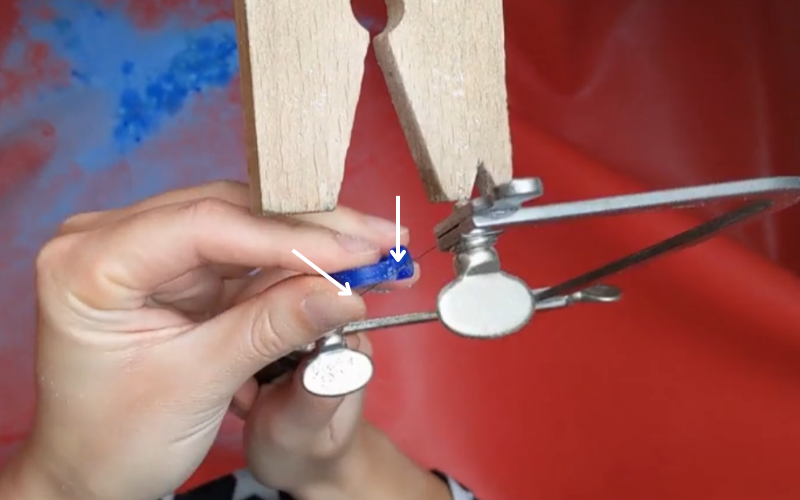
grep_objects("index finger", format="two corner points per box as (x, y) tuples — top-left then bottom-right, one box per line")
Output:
(52, 198), (383, 311)
(58, 180), (250, 235)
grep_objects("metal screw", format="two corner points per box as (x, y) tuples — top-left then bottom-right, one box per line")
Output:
(301, 329), (374, 397)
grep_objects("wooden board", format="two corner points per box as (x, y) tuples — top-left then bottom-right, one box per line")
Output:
(233, 0), (370, 214)
(373, 0), (513, 202)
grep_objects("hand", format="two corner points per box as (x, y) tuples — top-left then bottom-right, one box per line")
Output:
(239, 332), (373, 497)
(7, 181), (415, 500)
(239, 335), (452, 500)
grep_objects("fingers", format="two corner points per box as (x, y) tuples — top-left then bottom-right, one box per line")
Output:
(276, 372), (348, 433)
(55, 182), (258, 309)
(347, 333), (372, 355)
(230, 378), (260, 419)
(223, 260), (421, 311)
(245, 334), (372, 453)
(148, 269), (226, 319)
(273, 333), (372, 433)
(58, 181), (250, 235)
(221, 268), (300, 310)
(52, 198), (384, 310)
(293, 206), (410, 252)
(194, 275), (367, 390)
(51, 181), (416, 312)
(59, 182), (405, 258)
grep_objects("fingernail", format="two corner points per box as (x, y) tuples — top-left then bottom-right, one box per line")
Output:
(336, 233), (379, 254)
(302, 291), (365, 331)
(366, 215), (408, 236)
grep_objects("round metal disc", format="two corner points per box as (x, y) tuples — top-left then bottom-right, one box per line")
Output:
(302, 348), (374, 398)
(437, 272), (534, 339)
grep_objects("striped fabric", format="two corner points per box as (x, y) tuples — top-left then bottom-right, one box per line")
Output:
(162, 468), (480, 500)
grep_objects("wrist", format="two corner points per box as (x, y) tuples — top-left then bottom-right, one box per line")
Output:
(293, 423), (450, 500)
(0, 441), (85, 500)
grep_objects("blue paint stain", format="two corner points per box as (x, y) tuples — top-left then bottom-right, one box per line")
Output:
(121, 61), (135, 75)
(22, 0), (241, 169)
(1, 1), (253, 371)
(70, 69), (89, 83)
(3, 0), (244, 244)
(52, 17), (72, 34)
(52, 16), (81, 49)
(112, 32), (238, 149)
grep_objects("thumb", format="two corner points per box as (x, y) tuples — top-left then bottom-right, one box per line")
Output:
(262, 335), (373, 439)
(256, 333), (373, 434)
(246, 367), (347, 451)
(245, 336), (372, 458)
(193, 275), (366, 392)
(282, 365), (348, 431)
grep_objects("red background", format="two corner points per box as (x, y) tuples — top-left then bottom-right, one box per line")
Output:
(2, 1), (800, 498)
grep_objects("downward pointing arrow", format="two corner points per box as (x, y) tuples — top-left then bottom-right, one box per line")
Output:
(389, 196), (406, 262)
(291, 249), (352, 296)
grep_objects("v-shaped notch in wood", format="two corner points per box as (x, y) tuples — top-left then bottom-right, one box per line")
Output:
(374, 0), (513, 203)
(235, 0), (513, 214)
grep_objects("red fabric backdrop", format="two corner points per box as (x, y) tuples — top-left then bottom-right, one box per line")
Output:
(1, 1), (799, 499)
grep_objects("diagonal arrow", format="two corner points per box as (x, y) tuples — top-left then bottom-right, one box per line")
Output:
(291, 249), (352, 296)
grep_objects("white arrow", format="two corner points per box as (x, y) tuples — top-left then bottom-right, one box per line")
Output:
(292, 249), (352, 296)
(389, 195), (406, 262)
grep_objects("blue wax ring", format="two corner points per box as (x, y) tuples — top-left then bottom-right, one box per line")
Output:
(330, 246), (415, 289)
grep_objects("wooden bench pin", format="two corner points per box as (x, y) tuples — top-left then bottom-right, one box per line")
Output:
(233, 0), (514, 215)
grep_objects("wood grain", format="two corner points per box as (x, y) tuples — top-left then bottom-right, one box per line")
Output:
(234, 0), (370, 214)
(374, 0), (513, 202)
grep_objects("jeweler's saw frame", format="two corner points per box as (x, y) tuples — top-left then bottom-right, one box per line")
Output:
(254, 171), (800, 397)
(231, 1), (800, 397)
